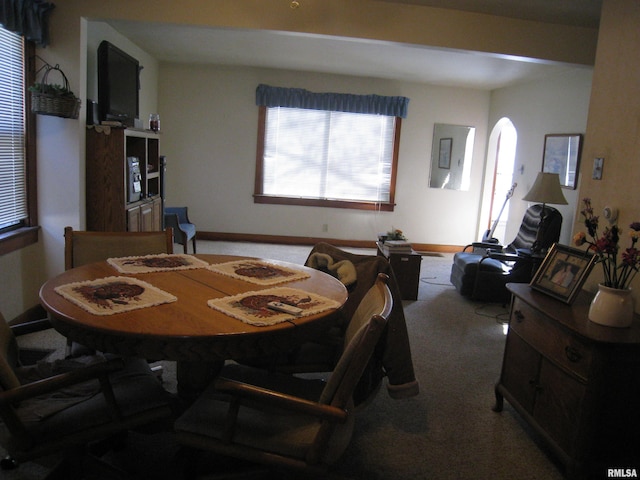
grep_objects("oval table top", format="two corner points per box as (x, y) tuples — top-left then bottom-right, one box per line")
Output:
(39, 254), (348, 362)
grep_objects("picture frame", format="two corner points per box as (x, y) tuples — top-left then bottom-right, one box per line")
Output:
(438, 137), (452, 169)
(530, 243), (596, 304)
(541, 133), (583, 189)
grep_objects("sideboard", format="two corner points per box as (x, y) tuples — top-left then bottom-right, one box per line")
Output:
(494, 283), (640, 479)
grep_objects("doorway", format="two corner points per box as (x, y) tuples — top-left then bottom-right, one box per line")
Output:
(479, 118), (517, 244)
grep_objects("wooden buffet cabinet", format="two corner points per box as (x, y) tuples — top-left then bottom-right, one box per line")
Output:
(494, 283), (640, 479)
(86, 126), (163, 232)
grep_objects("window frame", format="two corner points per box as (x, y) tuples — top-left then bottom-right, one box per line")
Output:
(253, 105), (401, 212)
(0, 36), (38, 255)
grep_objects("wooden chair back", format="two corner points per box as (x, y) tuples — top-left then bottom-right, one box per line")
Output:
(64, 226), (174, 270)
(319, 273), (392, 410)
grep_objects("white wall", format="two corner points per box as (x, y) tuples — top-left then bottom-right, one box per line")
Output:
(488, 67), (593, 246)
(159, 63), (592, 248)
(158, 64), (491, 245)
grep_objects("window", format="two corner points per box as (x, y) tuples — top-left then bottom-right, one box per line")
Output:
(254, 85), (408, 211)
(0, 26), (37, 254)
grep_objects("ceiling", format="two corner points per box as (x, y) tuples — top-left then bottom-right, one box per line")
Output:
(105, 0), (601, 91)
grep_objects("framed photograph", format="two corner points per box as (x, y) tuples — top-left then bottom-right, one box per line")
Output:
(438, 137), (452, 169)
(530, 243), (596, 304)
(541, 133), (583, 189)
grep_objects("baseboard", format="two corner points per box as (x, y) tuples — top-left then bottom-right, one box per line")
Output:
(196, 231), (462, 253)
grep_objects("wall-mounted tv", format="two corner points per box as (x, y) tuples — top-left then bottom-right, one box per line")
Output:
(97, 41), (140, 127)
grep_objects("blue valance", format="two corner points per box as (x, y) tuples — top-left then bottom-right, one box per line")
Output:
(0, 0), (55, 47)
(256, 84), (409, 118)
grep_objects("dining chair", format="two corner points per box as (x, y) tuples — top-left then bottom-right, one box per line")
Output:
(63, 226), (174, 357)
(164, 207), (197, 254)
(64, 226), (174, 271)
(174, 273), (393, 479)
(0, 310), (176, 478)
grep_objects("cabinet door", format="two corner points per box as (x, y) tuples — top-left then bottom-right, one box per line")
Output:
(140, 203), (154, 231)
(501, 331), (540, 413)
(127, 206), (141, 232)
(534, 358), (585, 455)
(151, 197), (162, 230)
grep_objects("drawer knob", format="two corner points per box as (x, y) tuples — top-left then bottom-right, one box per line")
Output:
(513, 310), (525, 322)
(565, 346), (582, 363)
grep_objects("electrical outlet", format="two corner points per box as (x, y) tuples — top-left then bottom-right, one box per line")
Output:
(322, 223), (328, 232)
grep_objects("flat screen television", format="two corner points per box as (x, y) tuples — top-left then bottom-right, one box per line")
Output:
(97, 41), (140, 127)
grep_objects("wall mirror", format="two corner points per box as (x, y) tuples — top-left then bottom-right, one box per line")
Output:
(429, 123), (476, 190)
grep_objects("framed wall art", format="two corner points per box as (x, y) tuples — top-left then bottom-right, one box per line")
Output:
(530, 243), (596, 304)
(541, 133), (583, 189)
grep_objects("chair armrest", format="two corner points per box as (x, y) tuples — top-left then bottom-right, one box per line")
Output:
(480, 252), (520, 263)
(0, 357), (124, 405)
(214, 377), (348, 423)
(10, 318), (52, 337)
(472, 241), (504, 250)
(462, 241), (504, 253)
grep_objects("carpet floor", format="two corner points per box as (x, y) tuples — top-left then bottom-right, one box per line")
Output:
(3, 241), (566, 480)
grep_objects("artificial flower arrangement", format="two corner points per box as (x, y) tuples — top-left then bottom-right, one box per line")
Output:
(386, 228), (407, 241)
(573, 198), (640, 290)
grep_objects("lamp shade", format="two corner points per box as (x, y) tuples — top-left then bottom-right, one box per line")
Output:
(522, 172), (568, 205)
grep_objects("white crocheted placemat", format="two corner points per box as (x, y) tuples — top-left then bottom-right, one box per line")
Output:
(208, 260), (310, 285)
(55, 276), (177, 316)
(208, 287), (340, 326)
(107, 254), (209, 274)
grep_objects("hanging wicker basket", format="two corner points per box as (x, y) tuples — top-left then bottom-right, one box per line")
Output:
(30, 64), (81, 119)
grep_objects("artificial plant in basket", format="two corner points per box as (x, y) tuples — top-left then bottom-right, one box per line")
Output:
(29, 63), (81, 119)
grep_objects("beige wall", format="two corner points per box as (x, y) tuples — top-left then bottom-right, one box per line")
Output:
(575, 0), (640, 297)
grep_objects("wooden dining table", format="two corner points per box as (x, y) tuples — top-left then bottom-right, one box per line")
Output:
(39, 254), (348, 397)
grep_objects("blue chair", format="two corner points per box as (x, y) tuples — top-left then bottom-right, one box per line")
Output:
(164, 207), (197, 254)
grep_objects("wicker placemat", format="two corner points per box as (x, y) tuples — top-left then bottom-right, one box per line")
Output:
(208, 287), (341, 326)
(207, 260), (310, 285)
(55, 276), (177, 316)
(107, 254), (209, 274)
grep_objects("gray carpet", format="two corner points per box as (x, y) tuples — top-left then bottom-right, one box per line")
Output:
(3, 241), (565, 479)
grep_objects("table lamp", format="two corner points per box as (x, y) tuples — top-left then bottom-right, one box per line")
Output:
(522, 172), (568, 253)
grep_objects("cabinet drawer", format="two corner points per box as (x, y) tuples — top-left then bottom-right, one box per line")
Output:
(510, 299), (593, 381)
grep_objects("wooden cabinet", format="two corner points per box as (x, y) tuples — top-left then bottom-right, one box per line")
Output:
(495, 283), (640, 479)
(86, 126), (163, 231)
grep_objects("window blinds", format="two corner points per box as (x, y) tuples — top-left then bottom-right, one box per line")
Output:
(0, 27), (27, 230)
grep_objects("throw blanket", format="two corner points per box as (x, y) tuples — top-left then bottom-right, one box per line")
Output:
(305, 253), (357, 287)
(305, 243), (419, 399)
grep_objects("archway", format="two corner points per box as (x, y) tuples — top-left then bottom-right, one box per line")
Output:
(478, 118), (517, 243)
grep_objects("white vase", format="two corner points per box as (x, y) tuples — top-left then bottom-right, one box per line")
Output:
(588, 284), (635, 328)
